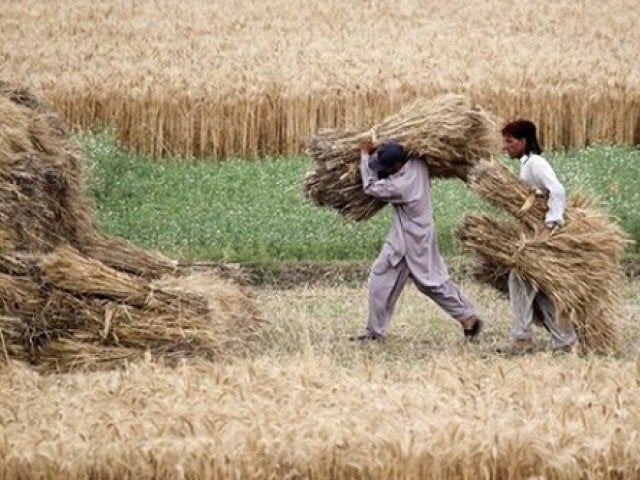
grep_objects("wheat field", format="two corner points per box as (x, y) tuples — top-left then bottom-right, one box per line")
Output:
(2, 0), (639, 158)
(1, 280), (639, 478)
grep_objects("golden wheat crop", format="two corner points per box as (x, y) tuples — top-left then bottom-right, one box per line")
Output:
(1, 0), (639, 158)
(1, 281), (639, 478)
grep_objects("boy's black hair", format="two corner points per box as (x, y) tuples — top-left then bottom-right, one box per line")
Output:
(501, 119), (543, 155)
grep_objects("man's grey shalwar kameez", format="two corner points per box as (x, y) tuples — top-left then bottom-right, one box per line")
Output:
(360, 153), (476, 337)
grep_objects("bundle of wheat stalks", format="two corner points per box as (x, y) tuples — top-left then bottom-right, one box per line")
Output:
(456, 160), (629, 352)
(0, 82), (258, 372)
(304, 94), (500, 221)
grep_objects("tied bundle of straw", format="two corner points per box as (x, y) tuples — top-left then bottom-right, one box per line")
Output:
(81, 234), (178, 279)
(39, 246), (208, 315)
(456, 161), (629, 352)
(304, 94), (499, 221)
(467, 160), (548, 232)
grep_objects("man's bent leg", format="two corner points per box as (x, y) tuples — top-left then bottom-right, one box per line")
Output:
(366, 259), (410, 337)
(414, 279), (476, 323)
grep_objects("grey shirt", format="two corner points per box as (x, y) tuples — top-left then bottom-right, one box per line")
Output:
(360, 153), (449, 287)
(519, 153), (566, 226)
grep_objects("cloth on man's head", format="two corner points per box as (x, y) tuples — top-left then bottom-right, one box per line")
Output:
(368, 141), (408, 173)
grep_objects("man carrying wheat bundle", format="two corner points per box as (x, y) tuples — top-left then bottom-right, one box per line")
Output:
(350, 138), (485, 342)
(498, 119), (578, 354)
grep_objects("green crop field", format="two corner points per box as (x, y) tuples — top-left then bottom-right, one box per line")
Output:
(83, 130), (640, 265)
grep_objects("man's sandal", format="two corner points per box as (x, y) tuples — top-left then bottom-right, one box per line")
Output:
(463, 318), (483, 341)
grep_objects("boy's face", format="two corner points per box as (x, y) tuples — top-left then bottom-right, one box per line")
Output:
(502, 135), (526, 159)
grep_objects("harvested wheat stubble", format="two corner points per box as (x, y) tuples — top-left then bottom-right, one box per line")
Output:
(304, 94), (500, 221)
(0, 82), (259, 372)
(456, 211), (626, 352)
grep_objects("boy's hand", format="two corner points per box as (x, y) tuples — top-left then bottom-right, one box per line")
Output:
(542, 223), (560, 237)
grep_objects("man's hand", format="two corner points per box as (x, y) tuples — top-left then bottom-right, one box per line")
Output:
(359, 137), (376, 155)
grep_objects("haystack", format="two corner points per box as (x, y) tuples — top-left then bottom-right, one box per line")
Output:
(0, 96), (92, 251)
(304, 94), (499, 221)
(81, 234), (178, 278)
(456, 160), (629, 352)
(0, 82), (259, 373)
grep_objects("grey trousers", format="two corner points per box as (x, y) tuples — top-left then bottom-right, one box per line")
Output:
(366, 257), (476, 337)
(508, 270), (577, 349)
